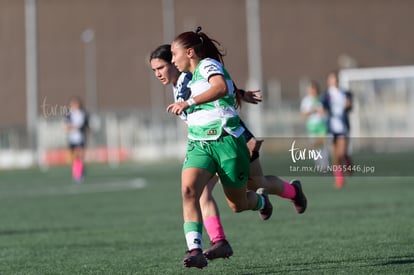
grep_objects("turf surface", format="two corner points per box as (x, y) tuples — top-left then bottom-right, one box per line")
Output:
(0, 152), (413, 274)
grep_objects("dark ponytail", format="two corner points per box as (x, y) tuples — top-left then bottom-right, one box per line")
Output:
(174, 26), (226, 64)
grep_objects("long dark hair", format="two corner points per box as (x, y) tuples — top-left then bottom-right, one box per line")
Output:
(173, 26), (226, 64)
(69, 96), (84, 111)
(149, 44), (172, 64)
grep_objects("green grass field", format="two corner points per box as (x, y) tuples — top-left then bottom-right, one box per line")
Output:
(0, 152), (413, 274)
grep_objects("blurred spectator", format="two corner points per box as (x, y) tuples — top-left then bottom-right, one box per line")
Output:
(300, 80), (329, 171)
(320, 71), (353, 189)
(65, 96), (89, 182)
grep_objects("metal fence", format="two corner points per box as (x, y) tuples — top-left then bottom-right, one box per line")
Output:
(1, 66), (414, 169)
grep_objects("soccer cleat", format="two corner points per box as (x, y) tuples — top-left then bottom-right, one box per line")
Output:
(256, 188), (273, 220)
(203, 239), (233, 260)
(183, 249), (208, 269)
(290, 180), (307, 214)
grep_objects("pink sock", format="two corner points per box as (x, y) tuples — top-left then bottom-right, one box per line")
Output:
(72, 159), (83, 180)
(333, 169), (344, 180)
(280, 182), (296, 199)
(334, 169), (344, 187)
(203, 216), (226, 243)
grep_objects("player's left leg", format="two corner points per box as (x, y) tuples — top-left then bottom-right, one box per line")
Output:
(248, 158), (307, 214)
(200, 175), (233, 260)
(333, 136), (347, 188)
(72, 146), (84, 182)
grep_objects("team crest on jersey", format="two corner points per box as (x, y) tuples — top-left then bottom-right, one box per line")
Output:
(206, 129), (217, 135)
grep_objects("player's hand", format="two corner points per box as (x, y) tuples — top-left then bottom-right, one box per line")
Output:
(65, 124), (74, 131)
(166, 101), (189, 115)
(316, 106), (325, 116)
(243, 90), (262, 104)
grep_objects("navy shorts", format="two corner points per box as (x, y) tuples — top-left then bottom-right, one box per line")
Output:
(69, 142), (85, 150)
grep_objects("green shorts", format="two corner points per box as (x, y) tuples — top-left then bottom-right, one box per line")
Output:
(306, 120), (328, 137)
(183, 135), (250, 188)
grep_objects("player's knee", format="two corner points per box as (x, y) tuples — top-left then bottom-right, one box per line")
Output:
(230, 205), (242, 213)
(228, 202), (247, 213)
(181, 185), (196, 200)
(247, 177), (260, 191)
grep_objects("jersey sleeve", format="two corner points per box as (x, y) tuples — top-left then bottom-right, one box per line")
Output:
(199, 59), (223, 81)
(300, 97), (311, 113)
(81, 112), (89, 131)
(174, 72), (192, 102)
(173, 72), (192, 122)
(65, 113), (71, 123)
(320, 92), (330, 111)
(345, 90), (353, 111)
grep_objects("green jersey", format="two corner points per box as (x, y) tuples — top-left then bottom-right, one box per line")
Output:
(187, 58), (244, 140)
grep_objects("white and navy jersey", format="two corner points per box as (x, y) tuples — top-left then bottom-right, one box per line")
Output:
(172, 72), (192, 122)
(65, 109), (88, 145)
(320, 87), (352, 135)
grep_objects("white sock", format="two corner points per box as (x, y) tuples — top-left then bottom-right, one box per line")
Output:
(185, 231), (202, 251)
(259, 194), (265, 210)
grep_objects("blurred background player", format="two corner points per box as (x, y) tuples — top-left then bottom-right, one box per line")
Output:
(65, 96), (89, 182)
(320, 71), (353, 188)
(300, 80), (329, 171)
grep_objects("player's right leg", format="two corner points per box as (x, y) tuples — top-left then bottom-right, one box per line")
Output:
(333, 136), (347, 188)
(70, 145), (84, 183)
(181, 141), (219, 268)
(181, 167), (211, 269)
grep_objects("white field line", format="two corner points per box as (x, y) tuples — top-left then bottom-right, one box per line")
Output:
(1, 178), (147, 198)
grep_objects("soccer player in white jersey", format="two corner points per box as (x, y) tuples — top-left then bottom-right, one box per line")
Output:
(65, 96), (89, 182)
(320, 71), (353, 189)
